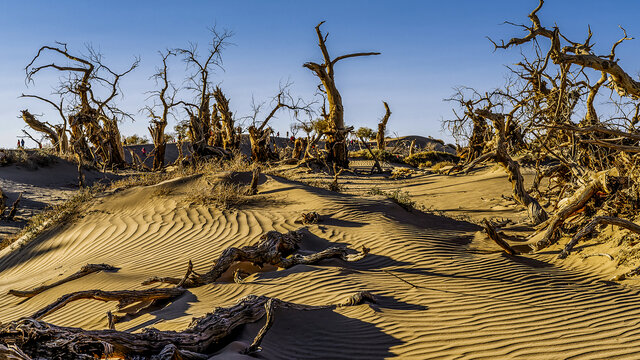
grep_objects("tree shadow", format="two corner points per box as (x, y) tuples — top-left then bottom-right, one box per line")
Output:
(212, 300), (407, 359)
(122, 291), (199, 332)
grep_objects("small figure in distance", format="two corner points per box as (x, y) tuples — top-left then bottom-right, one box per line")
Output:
(141, 147), (146, 156)
(21, 139), (25, 148)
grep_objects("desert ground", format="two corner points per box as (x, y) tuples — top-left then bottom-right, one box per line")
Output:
(1, 148), (640, 359)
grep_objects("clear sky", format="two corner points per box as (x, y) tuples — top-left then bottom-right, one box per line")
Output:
(1, 0), (640, 148)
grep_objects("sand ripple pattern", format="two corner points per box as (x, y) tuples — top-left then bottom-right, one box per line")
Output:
(1, 176), (640, 359)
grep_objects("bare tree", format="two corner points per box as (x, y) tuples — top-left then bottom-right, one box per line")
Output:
(177, 28), (232, 157)
(303, 21), (380, 168)
(247, 82), (313, 162)
(376, 101), (391, 150)
(146, 50), (179, 171)
(24, 43), (138, 167)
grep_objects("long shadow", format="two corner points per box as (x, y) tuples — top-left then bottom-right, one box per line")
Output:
(0, 238), (63, 274)
(216, 299), (408, 359)
(123, 291), (199, 332)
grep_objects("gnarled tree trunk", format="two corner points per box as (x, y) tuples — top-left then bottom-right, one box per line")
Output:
(376, 101), (391, 150)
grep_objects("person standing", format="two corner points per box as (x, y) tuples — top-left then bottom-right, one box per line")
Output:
(17, 139), (21, 149)
(21, 139), (25, 148)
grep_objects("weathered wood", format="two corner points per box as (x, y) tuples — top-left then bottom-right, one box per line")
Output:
(243, 298), (274, 354)
(358, 136), (383, 174)
(8, 263), (119, 298)
(376, 101), (391, 150)
(558, 216), (640, 259)
(143, 230), (369, 287)
(31, 288), (186, 320)
(303, 21), (380, 168)
(0, 292), (375, 359)
(530, 169), (616, 251)
(247, 167), (260, 196)
(476, 109), (548, 225)
(483, 219), (519, 256)
(6, 193), (22, 221)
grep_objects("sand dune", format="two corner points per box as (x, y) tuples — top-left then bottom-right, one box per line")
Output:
(2, 167), (640, 358)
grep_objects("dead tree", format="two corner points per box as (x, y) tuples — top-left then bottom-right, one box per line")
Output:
(461, 108), (548, 225)
(147, 50), (179, 171)
(177, 28), (232, 156)
(376, 101), (391, 150)
(247, 84), (312, 163)
(213, 86), (239, 151)
(25, 43), (138, 167)
(20, 94), (69, 155)
(303, 21), (380, 168)
(19, 110), (59, 150)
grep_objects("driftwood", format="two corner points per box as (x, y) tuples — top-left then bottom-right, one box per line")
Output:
(6, 193), (23, 221)
(483, 219), (519, 256)
(8, 263), (119, 298)
(247, 166), (260, 195)
(0, 291), (375, 359)
(31, 288), (186, 320)
(530, 169), (616, 251)
(143, 230), (369, 288)
(558, 216), (640, 259)
(297, 212), (321, 224)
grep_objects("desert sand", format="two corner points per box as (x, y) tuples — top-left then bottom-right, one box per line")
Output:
(1, 161), (639, 359)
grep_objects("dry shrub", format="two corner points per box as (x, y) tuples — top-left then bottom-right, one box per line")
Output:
(404, 151), (458, 168)
(432, 161), (455, 171)
(0, 148), (59, 169)
(184, 176), (256, 210)
(391, 167), (415, 179)
(367, 186), (416, 211)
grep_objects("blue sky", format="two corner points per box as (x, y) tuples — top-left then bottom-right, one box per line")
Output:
(1, 0), (640, 148)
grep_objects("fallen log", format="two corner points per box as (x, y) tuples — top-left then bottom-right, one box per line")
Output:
(8, 263), (119, 298)
(31, 288), (186, 320)
(482, 219), (519, 256)
(6, 193), (22, 221)
(143, 230), (369, 287)
(0, 292), (375, 359)
(558, 216), (640, 259)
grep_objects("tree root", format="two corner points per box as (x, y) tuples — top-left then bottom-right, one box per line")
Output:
(482, 219), (519, 256)
(31, 288), (186, 320)
(558, 216), (640, 259)
(143, 230), (369, 287)
(8, 264), (119, 298)
(6, 193), (22, 221)
(0, 291), (375, 359)
(530, 169), (617, 251)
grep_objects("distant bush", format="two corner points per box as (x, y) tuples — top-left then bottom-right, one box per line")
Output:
(0, 149), (58, 169)
(350, 149), (403, 163)
(405, 151), (459, 168)
(123, 134), (150, 145)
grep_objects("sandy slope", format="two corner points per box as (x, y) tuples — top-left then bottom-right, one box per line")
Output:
(1, 168), (640, 359)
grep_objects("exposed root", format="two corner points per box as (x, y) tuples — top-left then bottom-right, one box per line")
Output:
(143, 230), (369, 287)
(8, 263), (119, 298)
(558, 216), (640, 259)
(0, 292), (375, 359)
(31, 288), (186, 320)
(483, 219), (519, 256)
